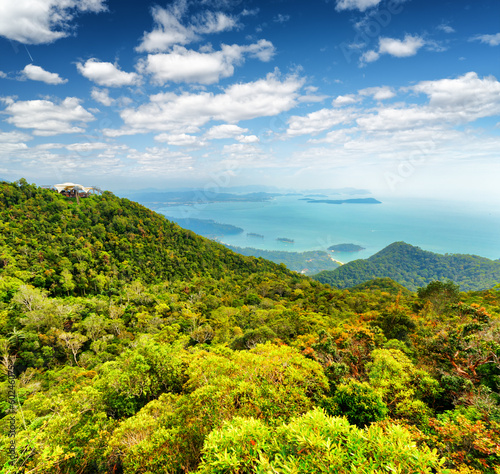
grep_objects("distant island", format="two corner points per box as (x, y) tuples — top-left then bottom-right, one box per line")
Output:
(276, 237), (294, 243)
(164, 217), (244, 236)
(328, 243), (365, 252)
(306, 198), (381, 205)
(247, 232), (264, 238)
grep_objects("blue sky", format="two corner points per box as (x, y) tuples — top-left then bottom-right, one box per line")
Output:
(0, 0), (499, 199)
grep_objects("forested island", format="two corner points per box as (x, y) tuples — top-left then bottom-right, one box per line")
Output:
(0, 180), (499, 474)
(247, 232), (264, 238)
(328, 243), (366, 252)
(276, 237), (294, 243)
(163, 216), (244, 237)
(306, 198), (382, 204)
(125, 190), (280, 208)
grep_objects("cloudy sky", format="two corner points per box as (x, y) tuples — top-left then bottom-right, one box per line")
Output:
(0, 0), (499, 198)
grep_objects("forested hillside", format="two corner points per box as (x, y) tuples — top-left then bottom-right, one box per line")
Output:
(0, 181), (499, 474)
(0, 179), (295, 297)
(313, 241), (500, 291)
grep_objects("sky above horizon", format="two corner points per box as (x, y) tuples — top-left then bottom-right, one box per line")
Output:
(0, 0), (499, 199)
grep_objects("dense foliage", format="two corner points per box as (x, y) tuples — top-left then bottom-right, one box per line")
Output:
(0, 179), (295, 297)
(314, 241), (500, 291)
(1, 181), (499, 473)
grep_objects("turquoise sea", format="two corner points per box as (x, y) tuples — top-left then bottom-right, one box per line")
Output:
(157, 196), (500, 264)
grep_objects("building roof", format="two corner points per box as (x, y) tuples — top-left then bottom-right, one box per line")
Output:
(54, 183), (94, 193)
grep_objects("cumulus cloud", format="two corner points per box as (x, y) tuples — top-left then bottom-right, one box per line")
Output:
(0, 130), (32, 153)
(360, 50), (380, 63)
(236, 134), (259, 143)
(359, 86), (396, 100)
(332, 94), (358, 107)
(76, 59), (141, 87)
(0, 0), (107, 44)
(205, 124), (249, 139)
(361, 34), (425, 65)
(0, 71), (7, 78)
(335, 0), (382, 12)
(154, 133), (206, 147)
(138, 40), (274, 84)
(136, 1), (239, 53)
(3, 97), (95, 136)
(379, 35), (425, 57)
(22, 64), (67, 84)
(357, 72), (500, 132)
(287, 108), (356, 137)
(91, 87), (114, 106)
(470, 33), (500, 47)
(108, 72), (304, 136)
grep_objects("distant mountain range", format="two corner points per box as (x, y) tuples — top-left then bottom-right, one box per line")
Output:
(313, 242), (500, 292)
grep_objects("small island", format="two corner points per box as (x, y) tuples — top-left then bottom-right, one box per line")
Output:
(247, 232), (264, 238)
(276, 237), (294, 243)
(328, 243), (365, 252)
(306, 198), (381, 205)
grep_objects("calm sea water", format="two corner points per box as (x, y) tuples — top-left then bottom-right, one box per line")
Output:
(157, 196), (500, 263)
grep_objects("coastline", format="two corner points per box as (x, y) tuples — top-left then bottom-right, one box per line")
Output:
(328, 254), (344, 266)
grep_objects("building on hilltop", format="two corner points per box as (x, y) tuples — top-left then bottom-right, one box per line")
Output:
(50, 183), (101, 199)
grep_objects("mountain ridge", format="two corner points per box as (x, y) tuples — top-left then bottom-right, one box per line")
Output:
(313, 241), (500, 291)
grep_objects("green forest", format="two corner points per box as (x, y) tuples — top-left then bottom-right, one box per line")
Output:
(1, 180), (499, 473)
(314, 241), (500, 292)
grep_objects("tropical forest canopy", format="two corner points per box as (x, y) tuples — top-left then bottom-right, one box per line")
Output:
(0, 179), (499, 474)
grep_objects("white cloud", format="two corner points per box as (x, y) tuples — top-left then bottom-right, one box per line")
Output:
(358, 72), (500, 132)
(139, 40), (274, 85)
(193, 10), (238, 34)
(113, 72), (304, 135)
(359, 86), (396, 100)
(332, 94), (358, 107)
(411, 71), (500, 113)
(76, 59), (141, 87)
(65, 142), (110, 152)
(360, 50), (380, 63)
(0, 130), (32, 153)
(470, 33), (500, 47)
(222, 143), (265, 163)
(91, 87), (114, 106)
(205, 124), (249, 139)
(136, 1), (239, 53)
(274, 14), (290, 23)
(4, 97), (95, 136)
(0, 0), (107, 44)
(360, 35), (425, 65)
(379, 35), (425, 57)
(127, 146), (195, 174)
(236, 134), (259, 143)
(437, 23), (455, 34)
(287, 108), (356, 137)
(154, 133), (206, 147)
(335, 0), (382, 12)
(0, 71), (6, 78)
(22, 64), (67, 84)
